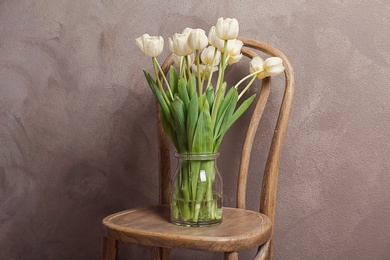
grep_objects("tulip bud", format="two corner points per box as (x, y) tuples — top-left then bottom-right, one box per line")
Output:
(201, 46), (221, 66)
(135, 34), (164, 57)
(215, 17), (239, 40)
(187, 29), (209, 51)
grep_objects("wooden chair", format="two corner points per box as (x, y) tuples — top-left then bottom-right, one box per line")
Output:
(102, 37), (295, 260)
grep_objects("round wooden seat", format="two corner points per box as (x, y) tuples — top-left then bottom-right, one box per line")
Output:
(103, 205), (272, 252)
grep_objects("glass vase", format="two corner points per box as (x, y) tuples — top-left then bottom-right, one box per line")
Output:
(170, 153), (223, 227)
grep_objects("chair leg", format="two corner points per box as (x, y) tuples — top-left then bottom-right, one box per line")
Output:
(264, 239), (273, 260)
(150, 247), (170, 260)
(161, 247), (170, 260)
(224, 251), (238, 260)
(150, 247), (161, 260)
(102, 236), (119, 260)
(254, 239), (271, 260)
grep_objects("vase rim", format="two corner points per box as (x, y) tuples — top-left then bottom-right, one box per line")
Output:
(174, 152), (220, 159)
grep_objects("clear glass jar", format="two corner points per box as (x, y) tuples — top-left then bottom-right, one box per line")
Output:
(171, 153), (223, 227)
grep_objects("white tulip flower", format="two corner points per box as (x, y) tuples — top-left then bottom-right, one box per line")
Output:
(135, 34), (164, 57)
(188, 29), (209, 51)
(169, 33), (194, 56)
(249, 56), (264, 72)
(227, 53), (243, 65)
(191, 64), (218, 79)
(249, 56), (267, 79)
(208, 26), (225, 52)
(201, 46), (221, 66)
(182, 27), (194, 36)
(249, 56), (285, 79)
(225, 39), (243, 64)
(226, 39), (243, 56)
(264, 57), (285, 76)
(215, 17), (239, 40)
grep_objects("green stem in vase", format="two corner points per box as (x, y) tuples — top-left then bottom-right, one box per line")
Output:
(192, 160), (215, 222)
(179, 161), (191, 220)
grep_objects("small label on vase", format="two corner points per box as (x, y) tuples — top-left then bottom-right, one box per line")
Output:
(200, 170), (206, 182)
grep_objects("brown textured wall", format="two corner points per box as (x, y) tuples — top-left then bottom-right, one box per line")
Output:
(1, 0), (390, 259)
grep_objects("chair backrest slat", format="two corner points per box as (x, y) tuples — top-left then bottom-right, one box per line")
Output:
(236, 46), (272, 210)
(158, 54), (174, 205)
(238, 38), (295, 260)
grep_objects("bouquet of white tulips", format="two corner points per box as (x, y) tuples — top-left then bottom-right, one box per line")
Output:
(136, 17), (284, 226)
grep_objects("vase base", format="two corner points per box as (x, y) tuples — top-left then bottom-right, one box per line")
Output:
(170, 217), (222, 227)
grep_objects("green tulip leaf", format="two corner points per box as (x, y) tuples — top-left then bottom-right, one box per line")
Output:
(169, 66), (179, 95)
(210, 82), (226, 128)
(178, 78), (190, 107)
(160, 110), (179, 150)
(227, 94), (256, 130)
(171, 96), (188, 153)
(186, 94), (199, 152)
(192, 100), (213, 153)
(214, 88), (238, 151)
(143, 70), (175, 128)
(213, 87), (238, 141)
(205, 85), (215, 110)
(188, 74), (196, 97)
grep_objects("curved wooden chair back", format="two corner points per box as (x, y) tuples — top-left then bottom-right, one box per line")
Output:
(157, 37), (295, 259)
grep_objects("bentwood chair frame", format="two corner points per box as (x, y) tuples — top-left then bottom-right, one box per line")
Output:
(102, 37), (295, 260)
